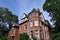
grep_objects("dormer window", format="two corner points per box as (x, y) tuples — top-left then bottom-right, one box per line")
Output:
(21, 13), (28, 22)
(35, 12), (38, 17)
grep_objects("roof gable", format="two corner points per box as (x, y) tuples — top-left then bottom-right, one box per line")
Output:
(21, 13), (27, 20)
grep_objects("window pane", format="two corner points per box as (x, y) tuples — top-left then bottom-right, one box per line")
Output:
(35, 12), (38, 16)
(34, 20), (38, 26)
(35, 30), (39, 39)
(44, 32), (47, 40)
(30, 31), (33, 38)
(11, 28), (16, 34)
(12, 29), (16, 34)
(29, 21), (33, 27)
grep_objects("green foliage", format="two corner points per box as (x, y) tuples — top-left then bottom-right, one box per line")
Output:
(0, 7), (19, 23)
(0, 7), (19, 31)
(0, 7), (18, 39)
(19, 33), (29, 40)
(0, 37), (10, 40)
(43, 0), (60, 40)
(53, 32), (60, 40)
(33, 37), (37, 40)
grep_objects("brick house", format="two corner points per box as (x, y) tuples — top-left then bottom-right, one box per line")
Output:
(9, 8), (52, 40)
(19, 8), (52, 40)
(8, 23), (19, 40)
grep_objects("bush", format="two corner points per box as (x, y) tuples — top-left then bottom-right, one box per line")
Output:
(33, 37), (37, 40)
(19, 33), (29, 40)
(0, 37), (10, 40)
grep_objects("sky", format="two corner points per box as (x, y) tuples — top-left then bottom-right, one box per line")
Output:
(0, 0), (52, 24)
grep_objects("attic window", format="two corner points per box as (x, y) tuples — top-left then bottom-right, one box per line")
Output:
(35, 12), (38, 17)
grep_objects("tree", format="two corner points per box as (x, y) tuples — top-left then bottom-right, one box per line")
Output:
(0, 7), (19, 38)
(43, 0), (60, 40)
(0, 7), (19, 29)
(19, 33), (29, 40)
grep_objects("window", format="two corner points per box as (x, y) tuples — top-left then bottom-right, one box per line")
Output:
(40, 22), (42, 26)
(30, 31), (33, 38)
(35, 12), (38, 17)
(13, 29), (16, 34)
(35, 30), (39, 39)
(34, 20), (38, 26)
(11, 28), (16, 34)
(24, 25), (27, 30)
(35, 30), (39, 33)
(44, 32), (47, 40)
(29, 21), (33, 27)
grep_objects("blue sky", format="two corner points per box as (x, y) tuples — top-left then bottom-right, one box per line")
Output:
(0, 0), (52, 24)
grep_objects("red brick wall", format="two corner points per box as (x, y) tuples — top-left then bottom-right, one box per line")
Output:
(19, 11), (42, 40)
(9, 27), (19, 40)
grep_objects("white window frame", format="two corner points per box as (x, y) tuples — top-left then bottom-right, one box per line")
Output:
(44, 32), (47, 40)
(34, 20), (38, 26)
(29, 21), (33, 27)
(35, 30), (39, 39)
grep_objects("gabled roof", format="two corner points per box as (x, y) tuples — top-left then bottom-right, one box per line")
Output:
(28, 8), (41, 16)
(7, 22), (19, 32)
(21, 13), (28, 20)
(12, 22), (19, 27)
